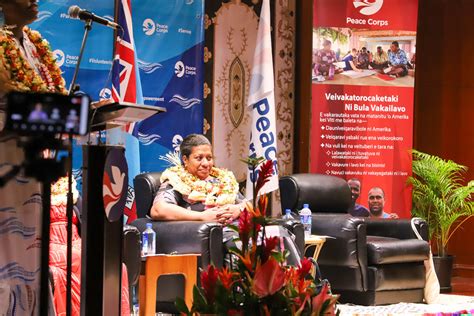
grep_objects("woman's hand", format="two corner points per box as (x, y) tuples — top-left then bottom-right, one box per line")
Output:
(213, 204), (242, 225)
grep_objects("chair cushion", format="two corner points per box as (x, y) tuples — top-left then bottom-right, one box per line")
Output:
(366, 235), (429, 265)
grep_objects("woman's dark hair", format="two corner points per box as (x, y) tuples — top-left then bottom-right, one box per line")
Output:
(180, 134), (211, 159)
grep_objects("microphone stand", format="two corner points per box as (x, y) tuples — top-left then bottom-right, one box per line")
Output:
(69, 19), (92, 94)
(65, 19), (93, 316)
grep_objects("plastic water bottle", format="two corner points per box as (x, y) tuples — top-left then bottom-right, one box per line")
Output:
(299, 204), (312, 237)
(282, 209), (294, 220)
(141, 223), (156, 256)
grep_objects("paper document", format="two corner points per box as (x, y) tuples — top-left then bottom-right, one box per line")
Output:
(341, 70), (377, 79)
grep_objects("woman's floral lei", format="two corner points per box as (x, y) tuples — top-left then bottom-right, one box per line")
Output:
(160, 165), (239, 206)
(0, 26), (66, 93)
(51, 176), (79, 206)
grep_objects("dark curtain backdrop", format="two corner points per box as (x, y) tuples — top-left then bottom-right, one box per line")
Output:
(414, 0), (474, 276)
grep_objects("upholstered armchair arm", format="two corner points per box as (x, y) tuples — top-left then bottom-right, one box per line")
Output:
(311, 215), (368, 291)
(365, 218), (429, 241)
(130, 218), (224, 268)
(312, 215), (367, 267)
(198, 222), (224, 268)
(275, 219), (305, 256)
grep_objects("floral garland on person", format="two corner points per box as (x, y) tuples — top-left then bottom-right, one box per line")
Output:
(0, 26), (66, 93)
(51, 176), (79, 206)
(160, 165), (239, 206)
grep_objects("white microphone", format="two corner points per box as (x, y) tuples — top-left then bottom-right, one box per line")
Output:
(68, 5), (119, 30)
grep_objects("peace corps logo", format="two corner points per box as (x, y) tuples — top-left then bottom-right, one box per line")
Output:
(99, 88), (112, 101)
(143, 18), (156, 36)
(174, 61), (185, 78)
(172, 134), (183, 152)
(53, 49), (65, 67)
(353, 0), (384, 15)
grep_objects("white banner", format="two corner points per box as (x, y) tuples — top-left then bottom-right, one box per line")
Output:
(246, 0), (279, 199)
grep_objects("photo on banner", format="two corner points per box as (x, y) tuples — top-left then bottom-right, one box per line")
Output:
(310, 0), (419, 218)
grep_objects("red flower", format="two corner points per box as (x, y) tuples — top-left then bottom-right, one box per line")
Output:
(297, 258), (313, 280)
(262, 236), (280, 263)
(200, 265), (219, 304)
(238, 209), (252, 247)
(236, 251), (253, 272)
(252, 257), (286, 298)
(311, 282), (339, 316)
(255, 160), (274, 194)
(256, 194), (268, 217)
(218, 266), (239, 290)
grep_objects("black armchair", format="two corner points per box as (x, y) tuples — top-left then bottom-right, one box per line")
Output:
(280, 173), (430, 305)
(130, 172), (225, 313)
(132, 172), (225, 267)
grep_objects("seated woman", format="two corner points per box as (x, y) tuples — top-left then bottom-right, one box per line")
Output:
(150, 134), (301, 264)
(150, 134), (244, 224)
(313, 39), (343, 80)
(343, 48), (362, 72)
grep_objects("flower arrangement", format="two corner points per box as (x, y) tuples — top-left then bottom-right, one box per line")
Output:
(0, 26), (66, 93)
(176, 158), (339, 315)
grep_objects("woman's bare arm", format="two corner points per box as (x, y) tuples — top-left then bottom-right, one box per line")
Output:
(150, 200), (219, 221)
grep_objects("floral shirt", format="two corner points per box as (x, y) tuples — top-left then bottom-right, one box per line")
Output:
(314, 49), (337, 74)
(373, 51), (388, 64)
(388, 48), (408, 67)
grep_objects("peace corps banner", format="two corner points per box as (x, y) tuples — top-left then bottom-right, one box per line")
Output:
(33, 1), (116, 189)
(33, 0), (204, 174)
(131, 0), (204, 172)
(32, 1), (115, 98)
(311, 0), (418, 218)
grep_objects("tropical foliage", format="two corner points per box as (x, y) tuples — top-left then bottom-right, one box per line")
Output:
(409, 150), (474, 257)
(176, 159), (339, 315)
(314, 27), (350, 46)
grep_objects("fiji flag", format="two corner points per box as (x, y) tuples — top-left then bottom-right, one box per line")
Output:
(246, 0), (279, 199)
(111, 0), (143, 223)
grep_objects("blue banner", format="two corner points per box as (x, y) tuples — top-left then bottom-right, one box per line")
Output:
(34, 0), (204, 181)
(33, 1), (115, 189)
(131, 0), (204, 172)
(32, 1), (115, 98)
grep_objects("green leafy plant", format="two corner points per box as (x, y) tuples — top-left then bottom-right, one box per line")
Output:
(409, 150), (474, 257)
(176, 160), (339, 315)
(314, 27), (350, 45)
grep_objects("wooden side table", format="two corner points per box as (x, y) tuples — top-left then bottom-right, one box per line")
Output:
(138, 254), (199, 316)
(304, 235), (327, 260)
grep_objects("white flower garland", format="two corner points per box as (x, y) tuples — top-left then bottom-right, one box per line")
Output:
(160, 165), (239, 206)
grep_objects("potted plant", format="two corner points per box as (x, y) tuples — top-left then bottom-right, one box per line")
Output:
(409, 149), (474, 292)
(176, 159), (340, 315)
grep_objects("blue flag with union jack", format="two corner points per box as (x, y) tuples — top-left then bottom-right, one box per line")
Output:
(111, 0), (143, 223)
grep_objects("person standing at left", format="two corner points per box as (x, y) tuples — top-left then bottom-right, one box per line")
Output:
(0, 0), (66, 314)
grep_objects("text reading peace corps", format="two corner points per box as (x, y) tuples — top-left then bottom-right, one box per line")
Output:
(346, 17), (389, 27)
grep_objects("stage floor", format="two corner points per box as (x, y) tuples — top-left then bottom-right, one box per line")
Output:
(337, 294), (474, 316)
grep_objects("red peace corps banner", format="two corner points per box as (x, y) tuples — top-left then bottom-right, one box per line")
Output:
(310, 0), (418, 218)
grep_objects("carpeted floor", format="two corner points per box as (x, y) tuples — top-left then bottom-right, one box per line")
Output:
(337, 294), (474, 315)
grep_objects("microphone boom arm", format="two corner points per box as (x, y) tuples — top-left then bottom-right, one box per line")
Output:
(68, 19), (92, 95)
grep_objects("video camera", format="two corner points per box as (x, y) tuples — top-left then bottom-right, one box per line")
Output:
(5, 91), (90, 136)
